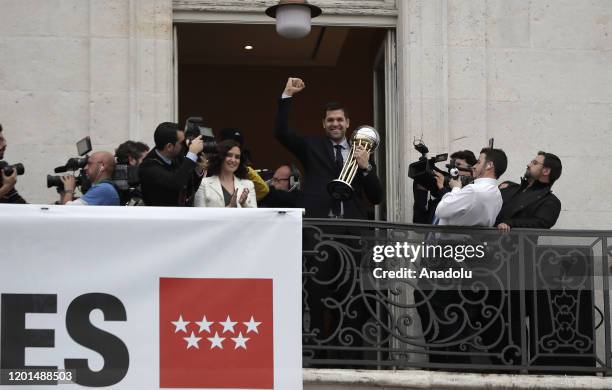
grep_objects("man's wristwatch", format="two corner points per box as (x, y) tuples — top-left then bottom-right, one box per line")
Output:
(361, 163), (373, 176)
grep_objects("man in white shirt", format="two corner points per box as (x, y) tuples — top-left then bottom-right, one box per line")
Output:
(434, 147), (507, 226)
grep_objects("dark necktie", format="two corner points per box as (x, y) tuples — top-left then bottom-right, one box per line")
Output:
(331, 144), (344, 217)
(334, 144), (344, 174)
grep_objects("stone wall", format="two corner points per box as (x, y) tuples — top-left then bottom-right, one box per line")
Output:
(399, 0), (612, 229)
(0, 0), (173, 203)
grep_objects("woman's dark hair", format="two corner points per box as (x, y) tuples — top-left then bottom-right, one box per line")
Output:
(207, 140), (248, 179)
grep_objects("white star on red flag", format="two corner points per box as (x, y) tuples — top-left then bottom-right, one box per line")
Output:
(207, 332), (225, 349)
(219, 315), (237, 334)
(171, 315), (190, 333)
(195, 315), (214, 333)
(243, 315), (262, 334)
(183, 331), (202, 349)
(231, 332), (250, 350)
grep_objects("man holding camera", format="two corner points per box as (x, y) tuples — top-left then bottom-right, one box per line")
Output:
(413, 150), (476, 224)
(0, 124), (27, 204)
(139, 122), (204, 206)
(274, 77), (382, 218)
(496, 151), (562, 231)
(60, 151), (120, 206)
(434, 147), (507, 226)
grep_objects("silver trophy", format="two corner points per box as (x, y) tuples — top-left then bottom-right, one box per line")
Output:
(327, 125), (380, 201)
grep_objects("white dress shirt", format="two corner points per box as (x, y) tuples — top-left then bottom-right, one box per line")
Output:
(434, 178), (502, 226)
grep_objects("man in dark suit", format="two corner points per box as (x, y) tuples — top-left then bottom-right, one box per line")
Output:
(139, 122), (204, 206)
(496, 151), (562, 230)
(273, 77), (383, 218)
(491, 151), (570, 368)
(275, 78), (383, 365)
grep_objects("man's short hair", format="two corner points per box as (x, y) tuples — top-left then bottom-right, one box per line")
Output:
(154, 122), (180, 150)
(480, 147), (507, 178)
(538, 151), (562, 185)
(0, 123), (3, 132)
(322, 102), (349, 119)
(450, 150), (477, 166)
(115, 140), (150, 164)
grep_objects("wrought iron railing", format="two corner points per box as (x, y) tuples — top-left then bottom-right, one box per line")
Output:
(301, 219), (612, 374)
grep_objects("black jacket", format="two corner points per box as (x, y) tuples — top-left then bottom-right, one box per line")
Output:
(496, 179), (561, 228)
(139, 149), (198, 207)
(0, 188), (26, 204)
(273, 98), (383, 218)
(259, 187), (300, 208)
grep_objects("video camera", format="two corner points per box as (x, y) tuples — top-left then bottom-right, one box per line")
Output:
(184, 117), (216, 155)
(47, 136), (92, 193)
(0, 161), (25, 185)
(408, 139), (473, 194)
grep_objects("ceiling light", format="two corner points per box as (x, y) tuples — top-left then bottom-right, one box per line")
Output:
(265, 0), (322, 39)
(244, 45), (254, 50)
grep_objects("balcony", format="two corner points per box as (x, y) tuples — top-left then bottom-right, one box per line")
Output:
(301, 219), (612, 376)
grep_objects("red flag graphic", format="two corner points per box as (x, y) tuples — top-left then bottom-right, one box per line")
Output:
(160, 278), (274, 389)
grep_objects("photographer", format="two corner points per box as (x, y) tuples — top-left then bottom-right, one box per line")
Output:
(0, 124), (27, 204)
(413, 150), (476, 223)
(60, 151), (120, 206)
(115, 140), (149, 166)
(434, 147), (507, 226)
(139, 122), (204, 206)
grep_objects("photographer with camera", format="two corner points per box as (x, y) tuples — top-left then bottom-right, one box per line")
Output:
(413, 150), (476, 223)
(115, 140), (149, 166)
(60, 151), (120, 206)
(113, 140), (150, 206)
(434, 147), (507, 226)
(0, 124), (27, 204)
(139, 122), (204, 206)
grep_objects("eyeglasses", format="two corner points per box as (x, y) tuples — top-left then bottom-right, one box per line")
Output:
(271, 177), (290, 183)
(530, 160), (544, 166)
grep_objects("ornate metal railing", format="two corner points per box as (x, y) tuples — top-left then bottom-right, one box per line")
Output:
(301, 219), (612, 374)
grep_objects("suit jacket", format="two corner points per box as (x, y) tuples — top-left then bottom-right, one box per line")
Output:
(495, 179), (561, 228)
(194, 175), (257, 208)
(274, 97), (383, 218)
(139, 149), (198, 207)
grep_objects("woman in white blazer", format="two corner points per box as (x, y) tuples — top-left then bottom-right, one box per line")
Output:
(194, 140), (257, 208)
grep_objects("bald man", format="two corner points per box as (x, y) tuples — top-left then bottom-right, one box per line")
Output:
(60, 151), (120, 205)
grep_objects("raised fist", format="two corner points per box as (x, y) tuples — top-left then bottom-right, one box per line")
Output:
(283, 77), (305, 97)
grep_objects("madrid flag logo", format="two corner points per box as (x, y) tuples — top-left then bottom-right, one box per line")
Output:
(160, 278), (274, 389)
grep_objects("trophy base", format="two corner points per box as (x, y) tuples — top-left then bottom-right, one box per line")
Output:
(327, 179), (354, 201)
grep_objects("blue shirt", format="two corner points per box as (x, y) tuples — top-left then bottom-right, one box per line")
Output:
(81, 182), (120, 206)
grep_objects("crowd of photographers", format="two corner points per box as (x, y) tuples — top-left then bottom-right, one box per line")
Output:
(0, 112), (562, 231)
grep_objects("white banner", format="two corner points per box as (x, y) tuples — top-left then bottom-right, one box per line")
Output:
(0, 205), (303, 390)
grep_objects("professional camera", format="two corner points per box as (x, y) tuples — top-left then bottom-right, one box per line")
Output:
(0, 161), (25, 185)
(408, 140), (448, 194)
(446, 158), (473, 188)
(408, 139), (477, 194)
(110, 164), (143, 205)
(47, 136), (92, 193)
(46, 173), (85, 190)
(184, 117), (216, 155)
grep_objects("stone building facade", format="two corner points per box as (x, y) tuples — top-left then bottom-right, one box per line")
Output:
(0, 0), (610, 229)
